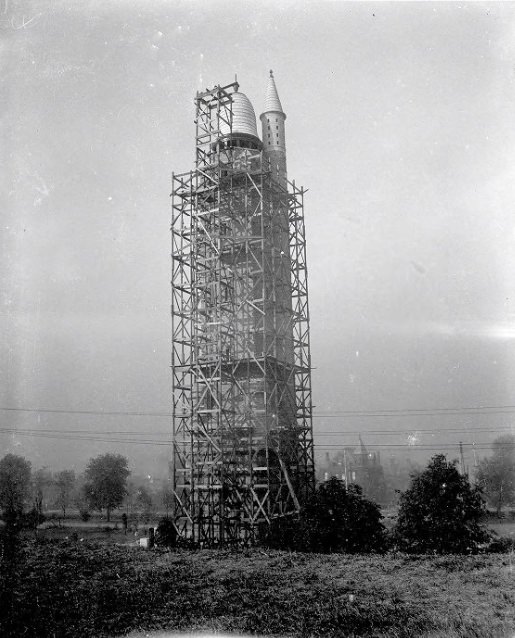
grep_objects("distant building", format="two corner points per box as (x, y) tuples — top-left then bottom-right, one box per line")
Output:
(321, 439), (387, 503)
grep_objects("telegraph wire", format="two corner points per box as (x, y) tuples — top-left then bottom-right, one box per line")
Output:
(1, 428), (511, 452)
(315, 407), (515, 418)
(0, 425), (513, 437)
(1, 430), (172, 447)
(315, 426), (514, 436)
(315, 410), (515, 418)
(0, 425), (513, 436)
(3, 403), (515, 419)
(0, 406), (172, 418)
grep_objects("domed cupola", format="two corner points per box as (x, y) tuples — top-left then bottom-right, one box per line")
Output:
(219, 91), (262, 150)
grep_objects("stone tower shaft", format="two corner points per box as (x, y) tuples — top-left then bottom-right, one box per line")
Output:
(171, 78), (315, 546)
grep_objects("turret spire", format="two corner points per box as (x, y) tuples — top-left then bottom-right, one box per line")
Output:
(264, 69), (285, 116)
(260, 70), (287, 186)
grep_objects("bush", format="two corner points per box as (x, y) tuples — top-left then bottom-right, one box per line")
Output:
(395, 454), (490, 554)
(264, 477), (387, 554)
(264, 516), (300, 550)
(155, 517), (177, 548)
(301, 479), (387, 553)
(486, 535), (515, 554)
(20, 508), (46, 529)
(79, 509), (90, 522)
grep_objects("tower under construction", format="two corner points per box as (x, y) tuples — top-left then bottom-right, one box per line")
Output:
(171, 73), (315, 546)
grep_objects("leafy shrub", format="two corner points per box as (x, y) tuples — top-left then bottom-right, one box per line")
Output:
(265, 516), (300, 550)
(155, 517), (177, 548)
(79, 509), (91, 522)
(301, 479), (387, 553)
(265, 477), (387, 553)
(486, 535), (515, 553)
(20, 508), (46, 529)
(395, 454), (490, 554)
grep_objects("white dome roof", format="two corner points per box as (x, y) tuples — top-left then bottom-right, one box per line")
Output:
(220, 92), (258, 138)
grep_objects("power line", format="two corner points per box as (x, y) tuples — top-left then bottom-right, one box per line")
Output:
(315, 410), (515, 418)
(0, 406), (172, 418)
(0, 425), (511, 437)
(0, 428), (171, 436)
(318, 405), (515, 416)
(2, 430), (172, 447)
(315, 426), (514, 436)
(3, 403), (515, 419)
(1, 428), (510, 452)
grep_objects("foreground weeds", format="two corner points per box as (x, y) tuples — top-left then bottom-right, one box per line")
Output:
(1, 539), (514, 637)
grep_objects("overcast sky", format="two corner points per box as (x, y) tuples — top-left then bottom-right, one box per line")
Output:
(2, 0), (515, 475)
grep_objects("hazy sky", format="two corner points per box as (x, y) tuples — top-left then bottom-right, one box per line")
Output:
(2, 0), (515, 475)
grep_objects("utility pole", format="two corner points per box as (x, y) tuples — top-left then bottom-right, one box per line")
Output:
(459, 441), (466, 476)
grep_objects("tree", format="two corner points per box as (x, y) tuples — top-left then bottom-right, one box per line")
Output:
(55, 470), (76, 518)
(73, 474), (91, 521)
(364, 460), (388, 504)
(135, 485), (154, 522)
(395, 454), (490, 554)
(160, 480), (175, 517)
(267, 477), (386, 553)
(136, 485), (153, 510)
(476, 435), (515, 515)
(123, 480), (137, 518)
(0, 454), (32, 521)
(83, 454), (130, 521)
(32, 468), (53, 518)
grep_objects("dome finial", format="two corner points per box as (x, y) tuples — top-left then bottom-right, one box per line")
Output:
(269, 69), (274, 77)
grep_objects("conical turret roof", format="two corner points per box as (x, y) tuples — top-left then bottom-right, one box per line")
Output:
(263, 70), (285, 116)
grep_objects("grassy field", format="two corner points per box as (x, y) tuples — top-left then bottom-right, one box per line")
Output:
(1, 537), (515, 638)
(15, 512), (161, 545)
(489, 520), (515, 540)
